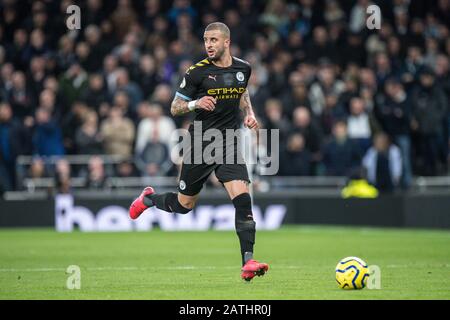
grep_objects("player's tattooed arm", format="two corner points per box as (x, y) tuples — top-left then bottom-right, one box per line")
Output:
(171, 95), (217, 116)
(240, 89), (258, 129)
(239, 89), (255, 116)
(170, 96), (191, 116)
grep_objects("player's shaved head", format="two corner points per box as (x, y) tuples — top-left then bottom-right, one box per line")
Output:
(205, 22), (230, 39)
(204, 22), (231, 61)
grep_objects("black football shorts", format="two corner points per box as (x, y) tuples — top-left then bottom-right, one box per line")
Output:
(178, 162), (250, 196)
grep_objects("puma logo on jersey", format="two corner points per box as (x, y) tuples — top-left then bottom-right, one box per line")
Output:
(208, 75), (217, 81)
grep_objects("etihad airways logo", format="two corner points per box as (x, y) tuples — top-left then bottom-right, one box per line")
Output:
(207, 87), (246, 95)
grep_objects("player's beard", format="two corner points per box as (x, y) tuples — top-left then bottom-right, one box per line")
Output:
(209, 46), (225, 61)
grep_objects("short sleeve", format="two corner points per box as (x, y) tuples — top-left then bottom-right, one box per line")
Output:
(175, 71), (199, 101)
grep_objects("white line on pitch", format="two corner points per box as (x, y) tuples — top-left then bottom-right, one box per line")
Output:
(0, 265), (304, 272)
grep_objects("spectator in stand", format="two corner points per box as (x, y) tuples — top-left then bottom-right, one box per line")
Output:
(75, 111), (103, 155)
(59, 62), (89, 108)
(114, 68), (143, 114)
(363, 133), (402, 193)
(6, 71), (35, 120)
(341, 32), (366, 67)
(373, 52), (393, 88)
(113, 32), (141, 72)
(6, 29), (28, 71)
(83, 0), (107, 26)
(283, 80), (311, 117)
(279, 132), (312, 176)
(102, 54), (119, 95)
(135, 102), (176, 156)
(110, 0), (138, 41)
(309, 64), (345, 116)
(32, 107), (65, 157)
(83, 24), (109, 72)
(84, 155), (108, 189)
(349, 0), (371, 33)
(168, 0), (198, 25)
(322, 120), (361, 176)
(54, 158), (71, 194)
(359, 68), (378, 94)
(134, 102), (175, 177)
(376, 78), (412, 188)
(260, 0), (288, 31)
(22, 29), (49, 62)
(1, 63), (14, 101)
(424, 37), (440, 68)
(150, 83), (174, 115)
(135, 137), (172, 177)
(80, 73), (109, 114)
(0, 47), (6, 74)
(406, 18), (426, 48)
(291, 106), (322, 171)
(247, 64), (271, 117)
(267, 56), (289, 97)
(400, 46), (425, 89)
(56, 35), (76, 72)
(75, 41), (102, 74)
(28, 156), (48, 180)
(263, 98), (291, 143)
(386, 36), (403, 71)
(100, 106), (135, 157)
(38, 89), (60, 120)
(306, 26), (336, 64)
(321, 93), (347, 137)
(0, 102), (30, 190)
(347, 97), (378, 154)
(411, 67), (448, 175)
(138, 54), (160, 99)
(43, 76), (69, 118)
(62, 101), (89, 155)
(112, 90), (132, 120)
(115, 160), (139, 178)
(434, 54), (450, 100)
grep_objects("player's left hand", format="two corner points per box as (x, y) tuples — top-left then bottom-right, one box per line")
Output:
(244, 114), (258, 130)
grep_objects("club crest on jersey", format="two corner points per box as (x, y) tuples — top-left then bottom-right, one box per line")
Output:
(236, 72), (245, 82)
(223, 73), (234, 86)
(180, 77), (186, 88)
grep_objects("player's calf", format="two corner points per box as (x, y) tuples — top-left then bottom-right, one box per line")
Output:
(233, 193), (256, 266)
(129, 188), (192, 219)
(150, 192), (192, 214)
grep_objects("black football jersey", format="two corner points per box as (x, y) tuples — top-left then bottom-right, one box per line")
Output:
(175, 56), (252, 133)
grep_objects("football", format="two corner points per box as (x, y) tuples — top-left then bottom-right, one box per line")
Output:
(335, 256), (369, 289)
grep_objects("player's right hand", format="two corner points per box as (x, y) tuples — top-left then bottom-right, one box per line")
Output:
(195, 96), (216, 111)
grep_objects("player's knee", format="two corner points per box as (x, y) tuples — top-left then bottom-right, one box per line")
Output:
(176, 194), (196, 212)
(232, 193), (254, 222)
(172, 199), (192, 214)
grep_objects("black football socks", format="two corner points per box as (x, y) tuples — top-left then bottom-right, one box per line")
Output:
(233, 193), (256, 266)
(144, 192), (191, 214)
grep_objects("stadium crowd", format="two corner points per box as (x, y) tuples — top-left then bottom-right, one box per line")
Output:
(0, 0), (449, 194)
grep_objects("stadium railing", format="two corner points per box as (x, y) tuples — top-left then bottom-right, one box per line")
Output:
(10, 155), (450, 197)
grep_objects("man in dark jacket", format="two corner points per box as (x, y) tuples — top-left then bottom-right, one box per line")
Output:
(411, 67), (448, 175)
(323, 120), (361, 176)
(32, 107), (65, 157)
(0, 102), (30, 190)
(279, 133), (312, 176)
(376, 77), (412, 188)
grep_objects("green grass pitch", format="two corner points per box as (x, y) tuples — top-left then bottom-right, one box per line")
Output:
(0, 226), (449, 299)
